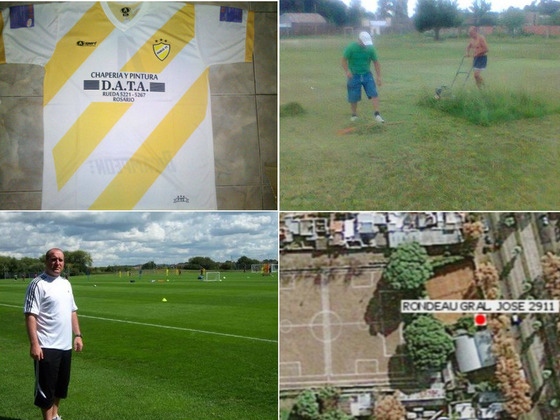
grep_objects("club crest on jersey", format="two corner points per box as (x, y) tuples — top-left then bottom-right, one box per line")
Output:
(153, 40), (170, 61)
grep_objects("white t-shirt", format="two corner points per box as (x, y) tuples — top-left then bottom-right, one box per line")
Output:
(0, 2), (255, 209)
(24, 273), (78, 351)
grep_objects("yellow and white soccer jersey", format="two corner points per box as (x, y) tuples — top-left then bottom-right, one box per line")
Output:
(0, 2), (255, 209)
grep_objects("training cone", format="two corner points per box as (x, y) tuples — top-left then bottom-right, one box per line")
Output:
(162, 298), (167, 302)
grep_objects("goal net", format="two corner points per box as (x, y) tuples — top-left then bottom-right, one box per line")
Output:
(251, 264), (277, 275)
(251, 264), (262, 273)
(204, 271), (221, 282)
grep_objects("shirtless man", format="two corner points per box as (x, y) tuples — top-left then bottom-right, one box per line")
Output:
(466, 26), (489, 88)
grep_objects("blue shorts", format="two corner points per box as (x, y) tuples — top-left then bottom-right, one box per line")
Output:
(473, 55), (487, 70)
(347, 72), (378, 103)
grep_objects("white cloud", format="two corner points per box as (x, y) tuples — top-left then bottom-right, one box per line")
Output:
(0, 212), (278, 266)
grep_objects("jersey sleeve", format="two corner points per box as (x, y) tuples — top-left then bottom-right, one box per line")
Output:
(23, 280), (41, 315)
(343, 44), (352, 59)
(70, 284), (78, 312)
(370, 47), (378, 61)
(194, 4), (255, 67)
(0, 3), (59, 66)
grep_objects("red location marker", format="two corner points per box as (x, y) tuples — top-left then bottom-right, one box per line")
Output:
(474, 313), (487, 326)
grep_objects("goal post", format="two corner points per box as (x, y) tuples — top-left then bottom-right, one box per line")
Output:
(251, 264), (277, 275)
(204, 271), (221, 282)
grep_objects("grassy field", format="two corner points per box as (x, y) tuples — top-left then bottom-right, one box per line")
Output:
(280, 33), (560, 210)
(0, 270), (277, 420)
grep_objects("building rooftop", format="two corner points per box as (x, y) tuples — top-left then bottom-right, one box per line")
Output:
(279, 13), (327, 24)
(454, 330), (496, 373)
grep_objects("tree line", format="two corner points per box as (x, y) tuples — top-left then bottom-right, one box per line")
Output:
(281, 0), (560, 40)
(415, 0), (560, 40)
(138, 256), (277, 272)
(0, 251), (92, 278)
(0, 252), (277, 278)
(280, 0), (375, 27)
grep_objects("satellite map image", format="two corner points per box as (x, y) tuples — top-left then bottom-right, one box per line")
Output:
(279, 212), (560, 420)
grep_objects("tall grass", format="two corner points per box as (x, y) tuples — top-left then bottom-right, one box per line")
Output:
(420, 88), (558, 126)
(280, 102), (306, 117)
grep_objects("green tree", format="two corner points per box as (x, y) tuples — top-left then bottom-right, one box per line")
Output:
(538, 0), (560, 15)
(281, 0), (354, 26)
(64, 250), (93, 275)
(413, 0), (462, 40)
(377, 0), (409, 21)
(280, 0), (305, 13)
(237, 255), (260, 269)
(403, 315), (454, 371)
(293, 389), (320, 420)
(470, 0), (492, 25)
(186, 256), (218, 270)
(377, 0), (394, 18)
(317, 0), (349, 26)
(21, 257), (44, 275)
(394, 0), (409, 21)
(317, 386), (340, 413)
(479, 11), (498, 26)
(142, 261), (157, 270)
(500, 7), (526, 35)
(220, 261), (235, 270)
(384, 242), (433, 292)
(346, 0), (365, 27)
(524, 0), (539, 11)
(453, 316), (476, 336)
(320, 410), (353, 420)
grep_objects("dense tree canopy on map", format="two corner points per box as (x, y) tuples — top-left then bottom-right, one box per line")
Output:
(293, 389), (320, 419)
(291, 387), (353, 420)
(384, 242), (433, 292)
(403, 315), (454, 371)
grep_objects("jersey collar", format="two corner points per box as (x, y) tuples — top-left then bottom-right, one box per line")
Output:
(100, 2), (151, 32)
(41, 272), (62, 282)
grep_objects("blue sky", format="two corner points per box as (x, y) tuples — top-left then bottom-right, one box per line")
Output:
(0, 212), (278, 266)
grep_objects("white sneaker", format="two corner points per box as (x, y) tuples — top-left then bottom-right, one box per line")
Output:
(374, 113), (385, 123)
(350, 115), (358, 122)
(52, 415), (62, 420)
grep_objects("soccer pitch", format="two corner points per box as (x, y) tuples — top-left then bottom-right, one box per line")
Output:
(0, 271), (277, 420)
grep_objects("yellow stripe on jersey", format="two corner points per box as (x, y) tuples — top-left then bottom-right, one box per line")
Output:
(53, 4), (195, 192)
(53, 102), (133, 190)
(245, 11), (255, 62)
(89, 68), (209, 210)
(0, 14), (5, 64)
(120, 3), (194, 74)
(44, 2), (114, 106)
